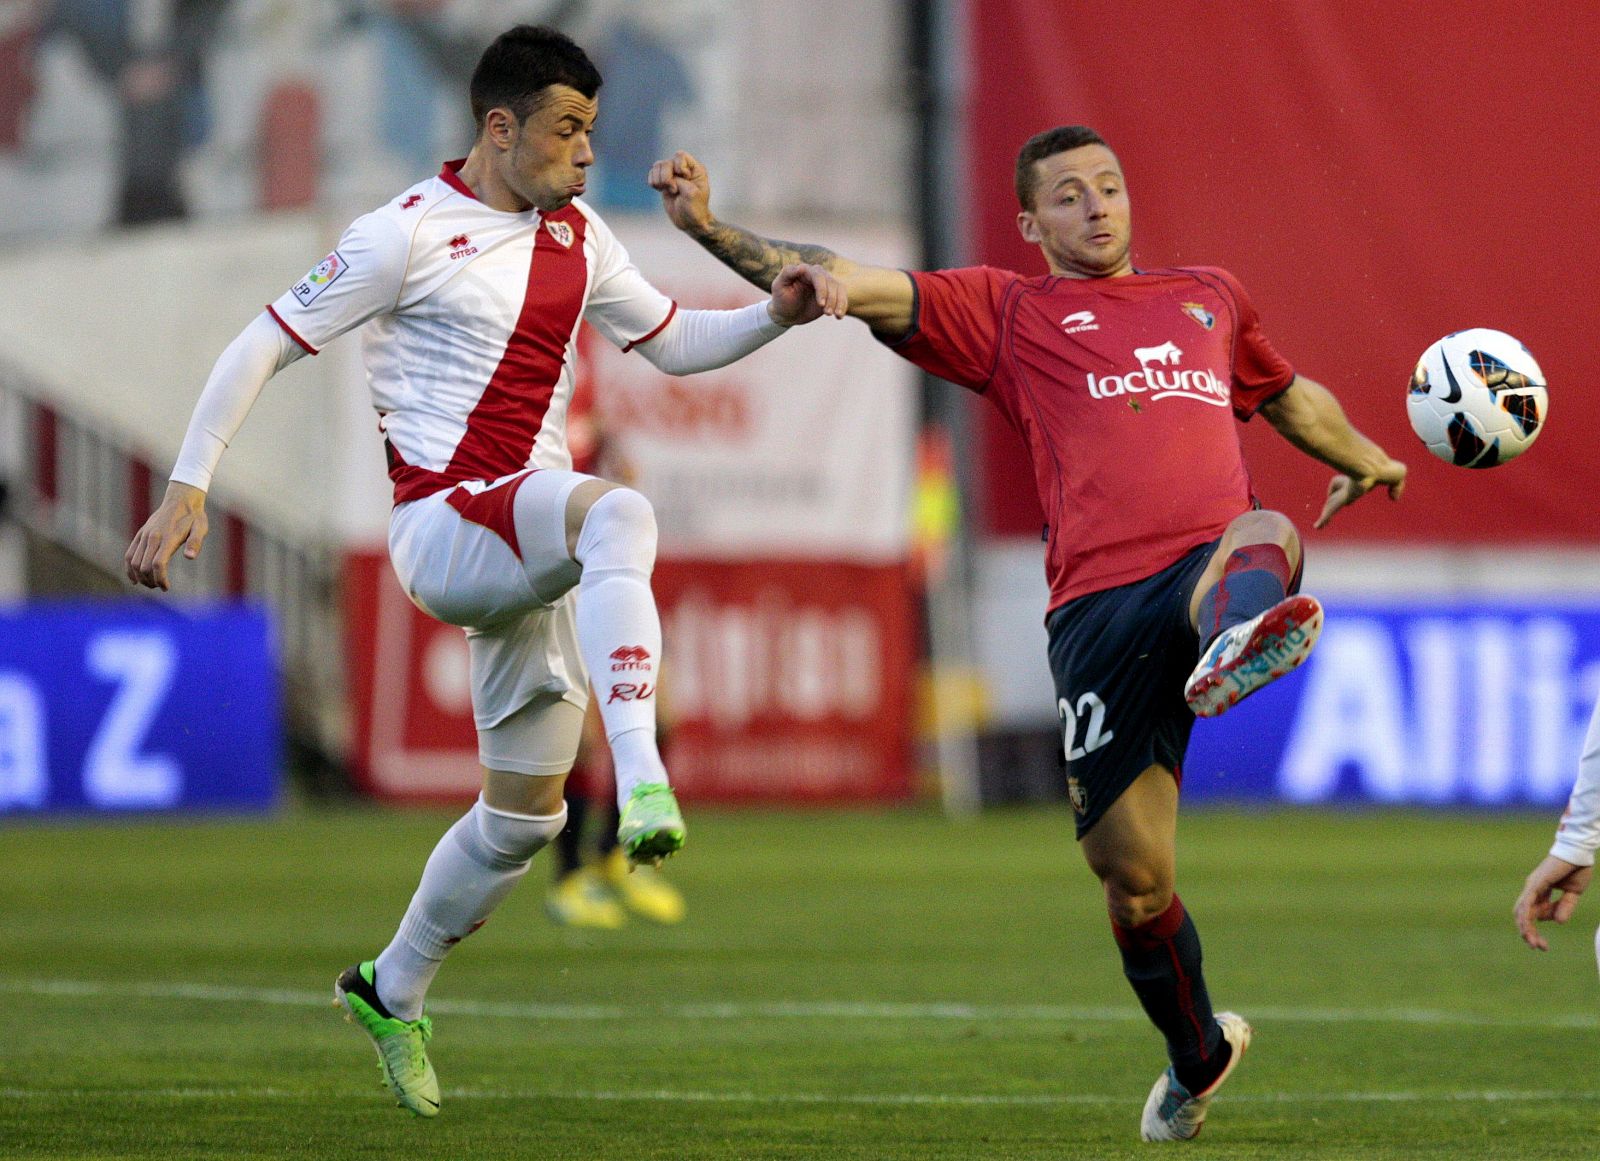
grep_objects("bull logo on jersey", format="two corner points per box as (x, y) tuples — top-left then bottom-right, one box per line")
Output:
(1134, 341), (1182, 368)
(290, 250), (347, 306)
(1085, 339), (1229, 407)
(1181, 301), (1216, 330)
(610, 645), (653, 672)
(545, 219), (575, 248)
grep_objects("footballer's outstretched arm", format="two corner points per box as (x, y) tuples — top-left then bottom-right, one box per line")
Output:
(650, 150), (915, 339)
(124, 312), (306, 590)
(1258, 374), (1407, 529)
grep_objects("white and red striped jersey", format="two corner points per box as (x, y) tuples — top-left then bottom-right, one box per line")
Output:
(267, 160), (676, 504)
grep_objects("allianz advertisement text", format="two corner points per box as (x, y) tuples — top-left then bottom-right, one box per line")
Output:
(1184, 602), (1600, 806)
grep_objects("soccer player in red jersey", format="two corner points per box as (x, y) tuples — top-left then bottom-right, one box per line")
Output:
(124, 26), (843, 1119)
(652, 125), (1407, 1141)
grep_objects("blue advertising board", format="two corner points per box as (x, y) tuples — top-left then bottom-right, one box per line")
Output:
(1184, 600), (1600, 807)
(0, 602), (279, 814)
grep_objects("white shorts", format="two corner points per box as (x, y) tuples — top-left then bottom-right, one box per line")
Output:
(388, 468), (597, 772)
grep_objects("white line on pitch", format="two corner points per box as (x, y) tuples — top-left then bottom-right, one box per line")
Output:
(2, 1085), (1598, 1107)
(2, 977), (1594, 1031)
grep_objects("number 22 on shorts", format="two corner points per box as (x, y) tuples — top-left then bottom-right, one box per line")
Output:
(1058, 691), (1114, 761)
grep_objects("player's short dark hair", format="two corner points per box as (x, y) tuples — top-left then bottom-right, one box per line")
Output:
(469, 25), (602, 129)
(1014, 126), (1111, 210)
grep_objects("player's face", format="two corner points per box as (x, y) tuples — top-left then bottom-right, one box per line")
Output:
(1016, 145), (1133, 278)
(503, 86), (598, 213)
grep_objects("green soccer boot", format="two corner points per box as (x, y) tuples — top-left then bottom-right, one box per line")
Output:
(617, 783), (687, 868)
(333, 961), (440, 1117)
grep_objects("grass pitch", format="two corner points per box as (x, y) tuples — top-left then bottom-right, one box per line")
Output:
(1, 804), (1595, 1159)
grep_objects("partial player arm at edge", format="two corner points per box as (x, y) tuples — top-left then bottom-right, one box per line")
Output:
(124, 312), (307, 590)
(1257, 374), (1407, 529)
(1516, 694), (1600, 949)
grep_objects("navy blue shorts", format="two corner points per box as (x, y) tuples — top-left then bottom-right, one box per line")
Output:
(1045, 539), (1220, 839)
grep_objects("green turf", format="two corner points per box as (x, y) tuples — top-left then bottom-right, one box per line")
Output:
(0, 805), (1594, 1159)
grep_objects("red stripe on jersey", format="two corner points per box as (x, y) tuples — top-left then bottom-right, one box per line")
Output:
(390, 205), (591, 504)
(267, 304), (318, 354)
(622, 300), (678, 353)
(444, 470), (537, 559)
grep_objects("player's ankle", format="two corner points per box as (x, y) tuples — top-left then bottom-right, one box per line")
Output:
(1172, 1034), (1232, 1095)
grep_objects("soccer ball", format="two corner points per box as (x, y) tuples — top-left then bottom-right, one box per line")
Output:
(1406, 328), (1547, 468)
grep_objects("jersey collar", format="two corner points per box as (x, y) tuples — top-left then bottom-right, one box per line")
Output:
(438, 159), (477, 201)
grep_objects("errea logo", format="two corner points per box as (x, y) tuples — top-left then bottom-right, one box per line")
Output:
(448, 233), (478, 260)
(1060, 310), (1099, 334)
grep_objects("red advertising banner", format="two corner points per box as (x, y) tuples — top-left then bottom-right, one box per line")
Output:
(344, 551), (916, 803)
(652, 559), (917, 803)
(967, 1), (1598, 545)
(344, 550), (479, 802)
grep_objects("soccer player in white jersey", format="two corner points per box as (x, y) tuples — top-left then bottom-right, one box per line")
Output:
(1515, 695), (1600, 958)
(124, 25), (844, 1117)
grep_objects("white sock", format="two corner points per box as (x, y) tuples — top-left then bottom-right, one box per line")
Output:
(573, 488), (669, 806)
(373, 798), (564, 1020)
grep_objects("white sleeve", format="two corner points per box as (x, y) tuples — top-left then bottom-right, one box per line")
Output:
(630, 303), (787, 375)
(169, 312), (307, 492)
(265, 210), (410, 354)
(1551, 693), (1600, 866)
(579, 207), (678, 350)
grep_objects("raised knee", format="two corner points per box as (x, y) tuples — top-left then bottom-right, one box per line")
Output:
(575, 487), (657, 568)
(1229, 509), (1300, 567)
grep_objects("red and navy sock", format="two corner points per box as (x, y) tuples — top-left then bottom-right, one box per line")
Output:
(1195, 543), (1298, 654)
(1111, 895), (1230, 1093)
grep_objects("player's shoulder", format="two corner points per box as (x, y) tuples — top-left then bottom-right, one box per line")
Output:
(564, 197), (613, 246)
(918, 264), (1026, 300)
(340, 173), (462, 250)
(1151, 264), (1248, 296)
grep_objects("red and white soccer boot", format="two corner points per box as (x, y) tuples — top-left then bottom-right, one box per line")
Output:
(1184, 594), (1324, 719)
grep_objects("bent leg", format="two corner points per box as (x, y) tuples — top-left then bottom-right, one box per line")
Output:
(371, 697), (583, 1019)
(1080, 764), (1228, 1091)
(564, 483), (672, 807)
(1188, 509), (1302, 646)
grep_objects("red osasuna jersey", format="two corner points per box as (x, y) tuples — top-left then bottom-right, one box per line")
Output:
(888, 265), (1296, 614)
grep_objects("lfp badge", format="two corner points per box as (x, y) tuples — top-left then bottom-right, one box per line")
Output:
(292, 250), (347, 306)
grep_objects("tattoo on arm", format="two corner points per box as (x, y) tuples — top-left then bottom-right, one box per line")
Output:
(693, 221), (839, 291)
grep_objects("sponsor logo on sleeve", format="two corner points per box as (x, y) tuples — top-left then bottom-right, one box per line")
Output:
(291, 251), (348, 306)
(545, 219), (574, 248)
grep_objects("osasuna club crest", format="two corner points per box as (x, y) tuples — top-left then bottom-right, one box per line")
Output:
(545, 219), (574, 248)
(1181, 301), (1216, 330)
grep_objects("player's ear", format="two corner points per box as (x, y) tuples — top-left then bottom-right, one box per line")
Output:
(483, 107), (518, 151)
(1017, 210), (1041, 245)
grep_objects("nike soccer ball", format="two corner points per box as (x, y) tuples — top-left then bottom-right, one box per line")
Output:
(1406, 328), (1547, 468)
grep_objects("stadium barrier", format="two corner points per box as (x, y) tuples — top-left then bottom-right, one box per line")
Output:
(0, 361), (343, 774)
(0, 601), (279, 814)
(1184, 600), (1600, 807)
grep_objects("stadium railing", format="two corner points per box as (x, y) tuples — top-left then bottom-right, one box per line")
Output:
(0, 359), (346, 787)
